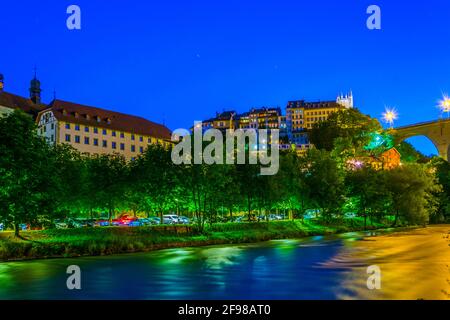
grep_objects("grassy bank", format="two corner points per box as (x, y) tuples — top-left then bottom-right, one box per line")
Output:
(0, 218), (401, 262)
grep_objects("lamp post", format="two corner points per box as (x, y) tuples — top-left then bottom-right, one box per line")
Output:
(439, 95), (450, 119)
(382, 107), (398, 129)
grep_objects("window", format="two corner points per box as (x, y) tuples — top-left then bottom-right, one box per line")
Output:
(51, 123), (54, 130)
(139, 136), (143, 142)
(120, 143), (125, 151)
(43, 126), (47, 133)
(75, 135), (80, 143)
(65, 123), (70, 129)
(112, 142), (117, 149)
(131, 145), (136, 152)
(94, 127), (98, 134)
(131, 134), (135, 141)
(112, 131), (116, 137)
(93, 138), (99, 146)
(75, 124), (80, 131)
(103, 129), (107, 135)
(148, 137), (152, 144)
(139, 146), (144, 153)
(120, 132), (125, 138)
(85, 126), (89, 133)
(84, 137), (90, 145)
(102, 140), (107, 148)
(65, 134), (71, 142)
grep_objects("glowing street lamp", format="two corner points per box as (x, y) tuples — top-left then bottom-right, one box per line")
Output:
(439, 94), (450, 118)
(382, 107), (398, 128)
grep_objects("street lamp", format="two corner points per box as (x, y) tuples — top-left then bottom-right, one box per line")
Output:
(439, 94), (450, 119)
(382, 107), (398, 128)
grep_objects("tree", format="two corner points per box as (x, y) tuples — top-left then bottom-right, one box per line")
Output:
(309, 108), (382, 153)
(385, 164), (441, 226)
(396, 141), (430, 163)
(0, 111), (57, 236)
(300, 149), (345, 221)
(131, 144), (177, 224)
(346, 166), (388, 228)
(85, 154), (128, 224)
(427, 158), (450, 222)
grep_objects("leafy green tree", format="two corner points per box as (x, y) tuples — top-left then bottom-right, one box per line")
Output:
(396, 141), (429, 163)
(309, 108), (382, 153)
(346, 166), (388, 228)
(131, 144), (177, 223)
(300, 149), (345, 221)
(427, 158), (450, 222)
(385, 164), (441, 226)
(51, 144), (87, 219)
(85, 154), (128, 224)
(0, 111), (57, 236)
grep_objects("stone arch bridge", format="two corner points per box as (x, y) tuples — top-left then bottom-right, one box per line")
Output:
(393, 119), (450, 160)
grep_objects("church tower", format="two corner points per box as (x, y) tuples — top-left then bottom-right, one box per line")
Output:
(29, 70), (42, 104)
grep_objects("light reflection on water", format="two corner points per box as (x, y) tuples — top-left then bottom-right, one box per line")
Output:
(0, 226), (449, 300)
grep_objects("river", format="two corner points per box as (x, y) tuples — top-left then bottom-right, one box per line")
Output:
(0, 225), (449, 300)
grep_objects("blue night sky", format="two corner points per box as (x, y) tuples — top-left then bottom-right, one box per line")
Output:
(1, 0), (449, 155)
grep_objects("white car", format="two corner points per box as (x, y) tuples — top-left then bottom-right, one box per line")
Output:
(163, 215), (179, 225)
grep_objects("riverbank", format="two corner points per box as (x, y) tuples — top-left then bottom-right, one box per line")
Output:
(0, 219), (413, 262)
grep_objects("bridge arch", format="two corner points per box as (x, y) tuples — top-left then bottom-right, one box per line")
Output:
(401, 135), (439, 158)
(393, 119), (450, 161)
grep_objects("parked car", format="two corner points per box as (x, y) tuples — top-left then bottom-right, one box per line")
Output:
(268, 214), (282, 221)
(54, 220), (69, 229)
(178, 216), (190, 224)
(163, 215), (179, 224)
(148, 217), (161, 225)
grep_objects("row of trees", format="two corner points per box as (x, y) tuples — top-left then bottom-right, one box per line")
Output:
(0, 109), (448, 236)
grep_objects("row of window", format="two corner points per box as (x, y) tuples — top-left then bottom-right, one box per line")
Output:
(64, 123), (152, 143)
(65, 134), (144, 153)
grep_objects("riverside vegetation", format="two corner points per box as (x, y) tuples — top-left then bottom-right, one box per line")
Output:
(0, 108), (449, 261)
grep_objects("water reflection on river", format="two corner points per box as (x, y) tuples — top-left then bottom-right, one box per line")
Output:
(0, 225), (449, 300)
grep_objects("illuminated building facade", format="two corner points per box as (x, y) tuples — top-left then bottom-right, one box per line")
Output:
(286, 92), (354, 148)
(36, 100), (172, 160)
(0, 72), (171, 160)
